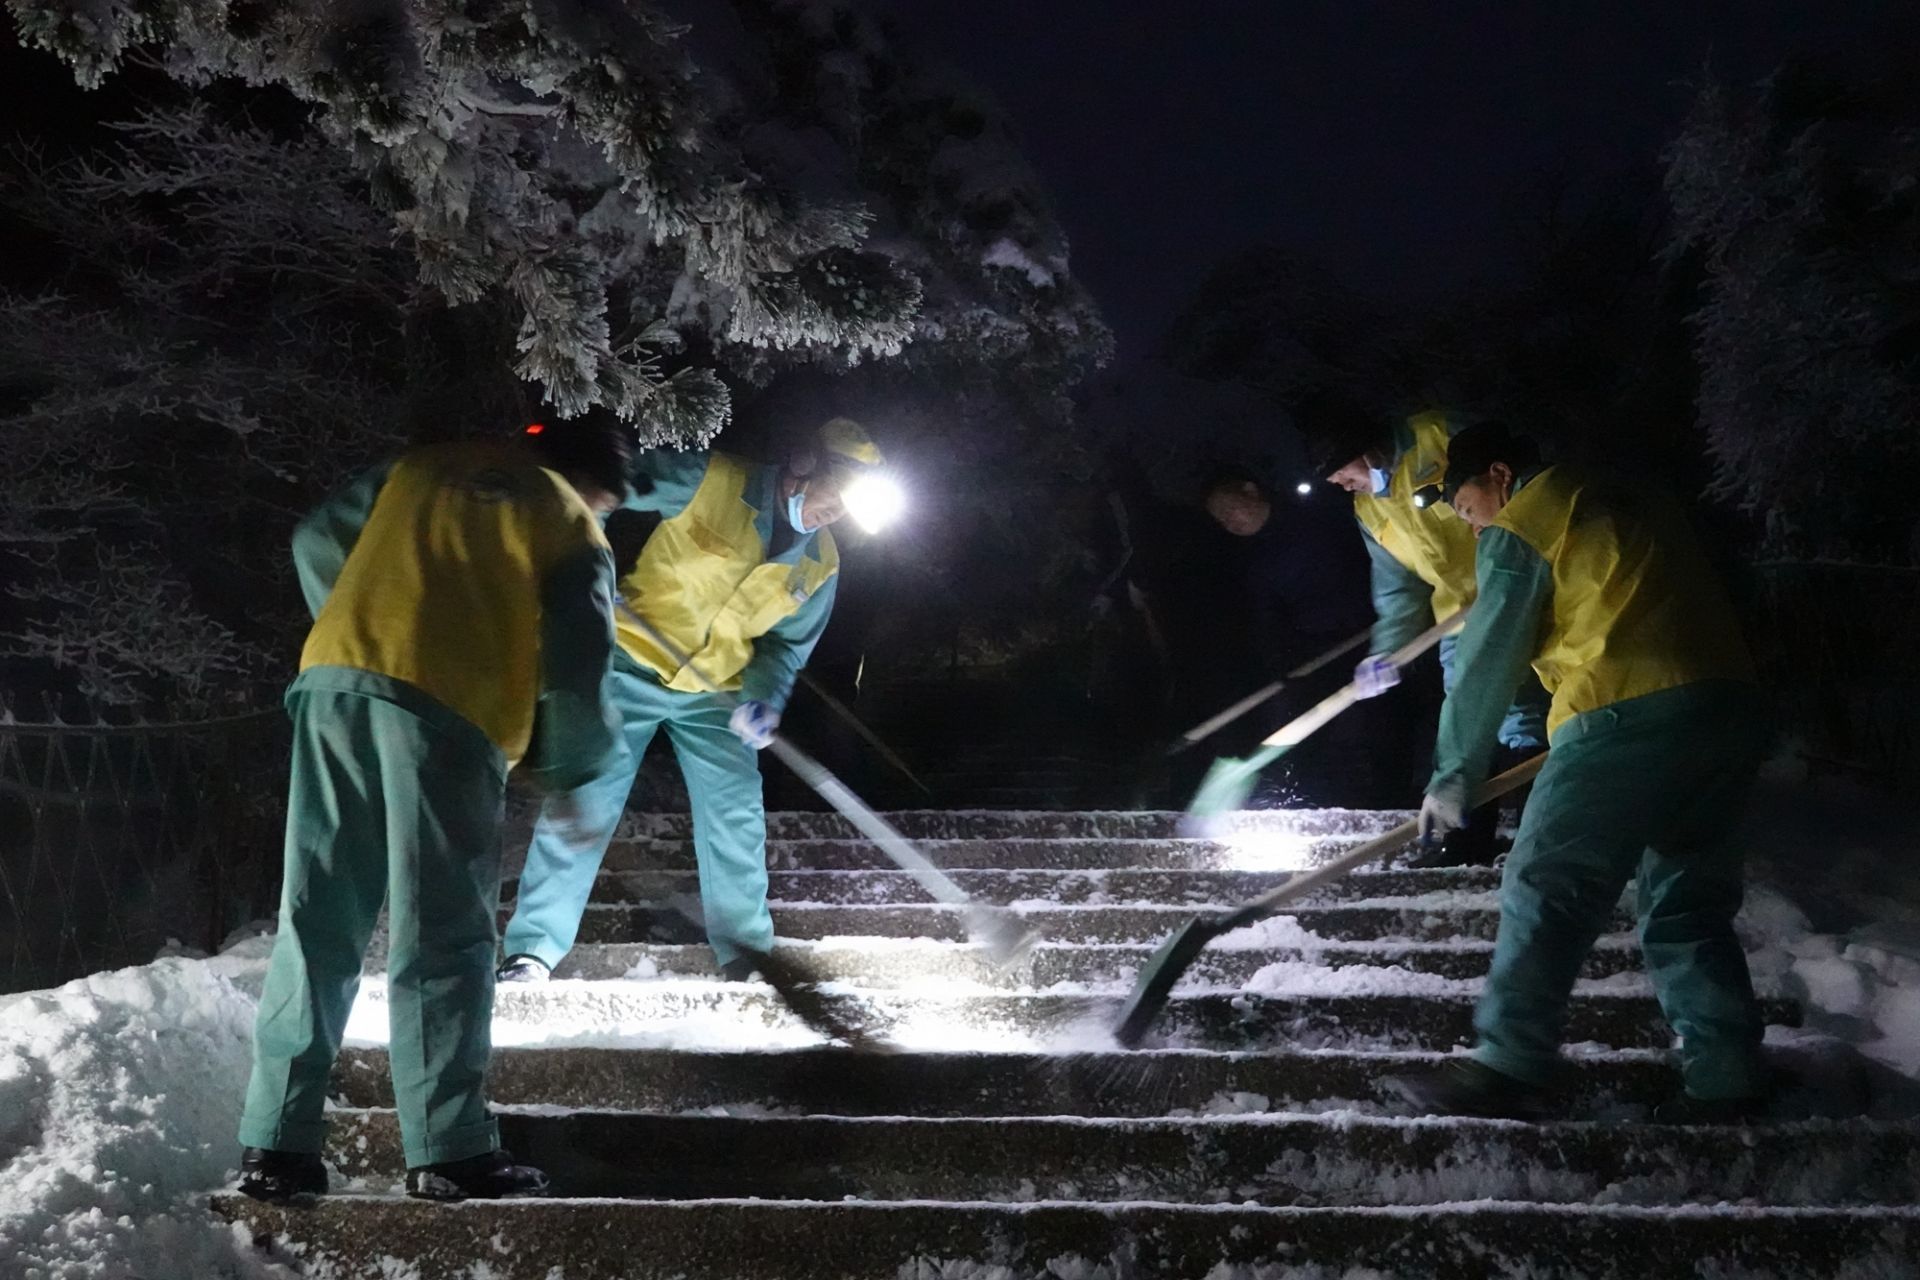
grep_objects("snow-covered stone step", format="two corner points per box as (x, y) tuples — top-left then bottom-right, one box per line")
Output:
(602, 833), (1408, 872)
(546, 937), (1647, 985)
(320, 1108), (1920, 1207)
(624, 808), (1411, 843)
(211, 1196), (1920, 1280)
(560, 866), (1504, 907)
(441, 984), (1796, 1053)
(572, 900), (1596, 946)
(330, 1045), (1685, 1116)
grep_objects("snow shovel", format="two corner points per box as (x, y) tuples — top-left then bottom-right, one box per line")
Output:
(665, 896), (890, 1049)
(617, 604), (1040, 968)
(1165, 625), (1373, 757)
(1114, 750), (1546, 1047)
(1186, 609), (1470, 818)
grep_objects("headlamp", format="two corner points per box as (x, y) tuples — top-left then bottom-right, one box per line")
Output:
(842, 472), (906, 534)
(1294, 481), (1314, 497)
(1411, 483), (1444, 510)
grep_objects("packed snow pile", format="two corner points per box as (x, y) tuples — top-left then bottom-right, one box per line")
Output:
(0, 936), (293, 1279)
(1742, 886), (1920, 1078)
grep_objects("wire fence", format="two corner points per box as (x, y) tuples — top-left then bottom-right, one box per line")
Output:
(0, 701), (289, 995)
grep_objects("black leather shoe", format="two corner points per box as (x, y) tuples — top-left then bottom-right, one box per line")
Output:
(406, 1148), (550, 1201)
(718, 956), (760, 982)
(237, 1147), (327, 1203)
(1385, 1059), (1550, 1121)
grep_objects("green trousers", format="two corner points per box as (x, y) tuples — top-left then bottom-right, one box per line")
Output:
(1473, 681), (1769, 1100)
(504, 655), (772, 969)
(239, 685), (505, 1168)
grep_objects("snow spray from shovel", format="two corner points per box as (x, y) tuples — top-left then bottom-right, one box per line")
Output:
(1185, 608), (1470, 820)
(1115, 750), (1547, 1047)
(616, 602), (1039, 968)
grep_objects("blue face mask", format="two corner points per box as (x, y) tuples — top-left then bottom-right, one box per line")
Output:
(786, 489), (812, 534)
(1367, 466), (1392, 497)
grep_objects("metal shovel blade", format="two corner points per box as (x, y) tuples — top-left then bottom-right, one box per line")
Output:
(965, 904), (1041, 972)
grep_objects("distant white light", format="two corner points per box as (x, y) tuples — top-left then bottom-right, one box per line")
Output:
(843, 473), (906, 534)
(1295, 482), (1314, 497)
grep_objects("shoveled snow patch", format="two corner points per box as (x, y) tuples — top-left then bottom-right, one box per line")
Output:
(897, 1258), (1396, 1280)
(1210, 915), (1325, 951)
(1239, 959), (1471, 999)
(0, 936), (292, 1279)
(1739, 885), (1920, 1078)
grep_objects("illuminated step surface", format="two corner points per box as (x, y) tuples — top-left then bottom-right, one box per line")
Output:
(223, 807), (1916, 1280)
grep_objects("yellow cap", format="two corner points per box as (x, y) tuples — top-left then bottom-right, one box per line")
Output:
(819, 417), (884, 469)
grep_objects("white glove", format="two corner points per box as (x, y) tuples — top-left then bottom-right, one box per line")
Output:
(729, 699), (780, 750)
(1418, 792), (1466, 846)
(1352, 654), (1401, 700)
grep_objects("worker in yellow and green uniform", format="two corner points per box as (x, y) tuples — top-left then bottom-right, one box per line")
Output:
(1307, 405), (1550, 866)
(236, 417), (629, 1205)
(1389, 421), (1768, 1124)
(499, 418), (892, 983)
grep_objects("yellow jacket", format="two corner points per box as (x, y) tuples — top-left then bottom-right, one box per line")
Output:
(1493, 465), (1755, 736)
(1429, 464), (1755, 802)
(1353, 412), (1480, 649)
(294, 442), (618, 783)
(614, 450), (839, 710)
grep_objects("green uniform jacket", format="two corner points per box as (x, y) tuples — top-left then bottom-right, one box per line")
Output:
(614, 449), (839, 714)
(1429, 465), (1755, 808)
(291, 442), (620, 791)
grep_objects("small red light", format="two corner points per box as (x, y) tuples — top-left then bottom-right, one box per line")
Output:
(524, 422), (545, 435)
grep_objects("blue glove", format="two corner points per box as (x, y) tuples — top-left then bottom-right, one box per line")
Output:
(729, 699), (780, 750)
(1352, 654), (1401, 700)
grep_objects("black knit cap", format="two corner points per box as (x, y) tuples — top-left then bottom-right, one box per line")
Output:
(1297, 388), (1391, 478)
(1442, 420), (1539, 504)
(521, 409), (634, 501)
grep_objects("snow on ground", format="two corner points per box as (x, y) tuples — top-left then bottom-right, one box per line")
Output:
(3, 768), (1917, 1278)
(0, 934), (294, 1279)
(1737, 763), (1920, 1080)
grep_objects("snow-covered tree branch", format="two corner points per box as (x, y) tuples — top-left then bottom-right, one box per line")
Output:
(1664, 66), (1920, 559)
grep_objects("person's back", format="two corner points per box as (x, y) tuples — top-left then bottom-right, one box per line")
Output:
(239, 420), (627, 1206)
(1491, 464), (1755, 735)
(1398, 424), (1770, 1123)
(297, 440), (611, 771)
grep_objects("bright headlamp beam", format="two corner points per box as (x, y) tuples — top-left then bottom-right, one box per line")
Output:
(843, 473), (906, 534)
(1295, 482), (1314, 496)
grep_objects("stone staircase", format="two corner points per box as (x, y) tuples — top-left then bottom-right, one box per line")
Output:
(214, 809), (1920, 1278)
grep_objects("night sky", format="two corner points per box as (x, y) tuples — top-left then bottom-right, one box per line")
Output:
(866, 0), (1904, 355)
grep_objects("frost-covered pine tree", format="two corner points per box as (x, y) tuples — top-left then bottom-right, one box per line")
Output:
(1, 102), (421, 711)
(653, 0), (1115, 669)
(6, 0), (929, 436)
(3, 0), (1109, 708)
(1664, 63), (1920, 560)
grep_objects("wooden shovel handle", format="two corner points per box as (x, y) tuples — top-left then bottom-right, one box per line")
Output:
(1219, 750), (1547, 932)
